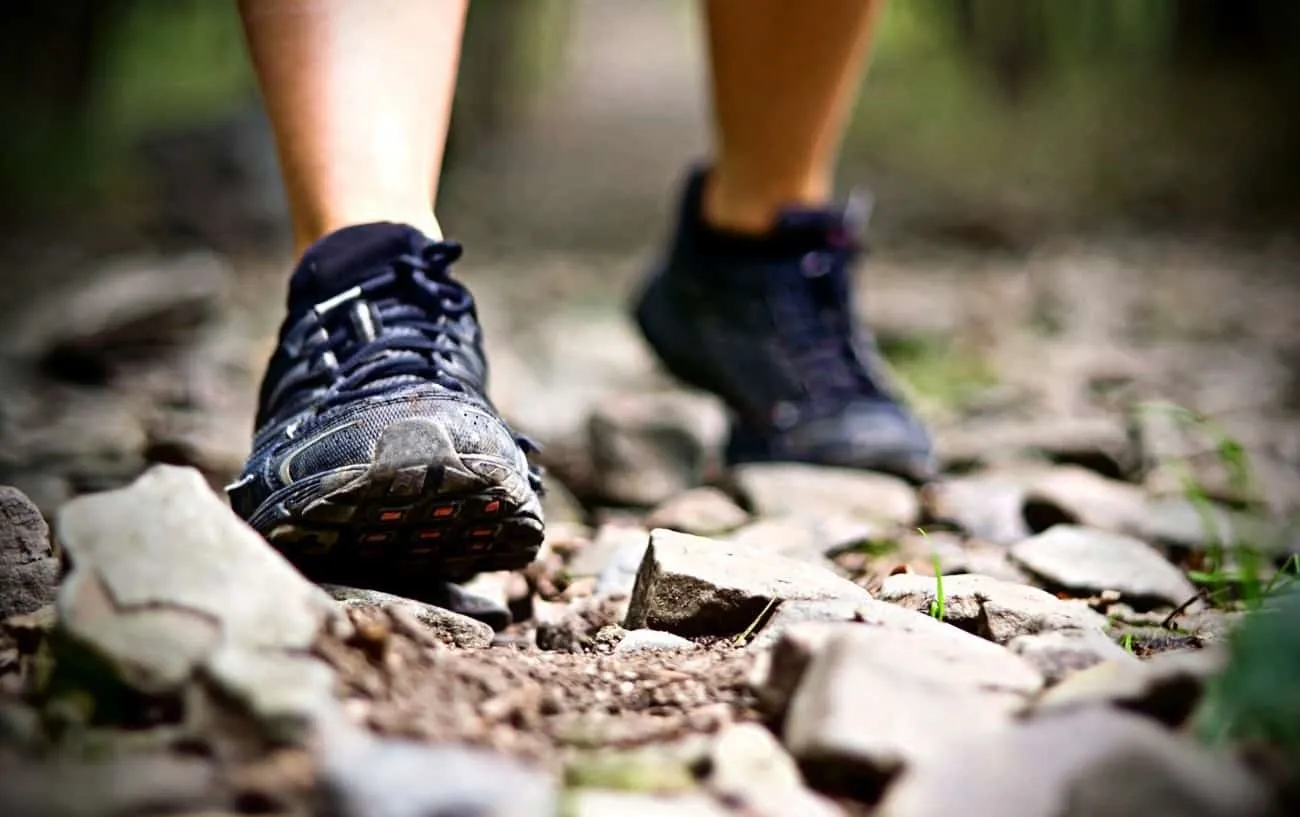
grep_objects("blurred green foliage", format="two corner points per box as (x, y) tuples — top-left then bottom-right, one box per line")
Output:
(1, 0), (1297, 235)
(1194, 584), (1300, 773)
(850, 0), (1300, 236)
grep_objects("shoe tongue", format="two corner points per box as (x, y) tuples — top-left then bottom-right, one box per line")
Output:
(287, 222), (432, 310)
(695, 197), (869, 262)
(772, 194), (870, 252)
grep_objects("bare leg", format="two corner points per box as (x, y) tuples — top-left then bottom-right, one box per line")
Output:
(702, 0), (887, 234)
(238, 0), (466, 255)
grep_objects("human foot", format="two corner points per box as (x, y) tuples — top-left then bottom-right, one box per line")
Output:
(633, 168), (934, 481)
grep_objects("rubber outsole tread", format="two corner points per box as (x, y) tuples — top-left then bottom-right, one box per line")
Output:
(256, 460), (542, 587)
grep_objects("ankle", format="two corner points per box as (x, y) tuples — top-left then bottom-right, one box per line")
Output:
(292, 210), (443, 259)
(700, 169), (832, 235)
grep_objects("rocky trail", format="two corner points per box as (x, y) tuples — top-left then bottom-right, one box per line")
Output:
(1, 238), (1299, 816)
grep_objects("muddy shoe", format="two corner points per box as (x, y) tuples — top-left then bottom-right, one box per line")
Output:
(229, 223), (543, 586)
(633, 168), (935, 482)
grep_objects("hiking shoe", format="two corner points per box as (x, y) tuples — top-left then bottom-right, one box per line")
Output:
(633, 168), (935, 481)
(228, 222), (544, 586)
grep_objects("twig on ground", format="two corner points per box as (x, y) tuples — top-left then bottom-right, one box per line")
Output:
(732, 598), (781, 647)
(1162, 588), (1208, 629)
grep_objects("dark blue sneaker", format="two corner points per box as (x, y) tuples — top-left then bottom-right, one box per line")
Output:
(228, 223), (544, 586)
(633, 168), (935, 482)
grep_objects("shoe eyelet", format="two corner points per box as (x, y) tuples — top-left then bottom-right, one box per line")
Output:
(312, 285), (363, 315)
(772, 401), (800, 430)
(801, 252), (829, 278)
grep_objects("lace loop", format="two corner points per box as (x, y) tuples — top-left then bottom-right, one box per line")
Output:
(769, 243), (882, 421)
(266, 242), (481, 418)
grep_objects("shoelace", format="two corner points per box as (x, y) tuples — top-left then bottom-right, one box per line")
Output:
(267, 242), (480, 417)
(256, 241), (546, 494)
(767, 242), (885, 421)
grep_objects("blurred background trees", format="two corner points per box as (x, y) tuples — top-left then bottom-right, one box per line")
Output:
(1, 0), (1296, 255)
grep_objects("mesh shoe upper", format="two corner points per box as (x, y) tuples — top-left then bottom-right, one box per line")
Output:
(230, 223), (536, 523)
(633, 168), (934, 478)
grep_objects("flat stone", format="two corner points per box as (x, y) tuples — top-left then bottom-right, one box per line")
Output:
(614, 629), (695, 654)
(750, 622), (847, 715)
(877, 573), (1108, 644)
(0, 753), (219, 817)
(921, 471), (1032, 545)
(709, 722), (804, 793)
(734, 463), (919, 527)
(325, 585), (493, 648)
(586, 391), (726, 507)
(623, 529), (875, 637)
(1136, 495), (1244, 551)
(1010, 525), (1198, 609)
(876, 708), (1273, 817)
(935, 540), (1033, 584)
(204, 647), (339, 743)
(1033, 647), (1227, 727)
(1007, 628), (1136, 685)
(1021, 465), (1149, 535)
(922, 465), (1148, 546)
(58, 571), (221, 691)
(57, 466), (336, 656)
(53, 466), (341, 740)
(644, 486), (750, 537)
(722, 514), (886, 568)
(745, 600), (866, 652)
(0, 486), (59, 619)
(749, 598), (1017, 713)
(783, 622), (1044, 786)
(707, 723), (844, 817)
(569, 523), (647, 583)
(722, 517), (834, 568)
(936, 415), (1133, 476)
(318, 732), (557, 817)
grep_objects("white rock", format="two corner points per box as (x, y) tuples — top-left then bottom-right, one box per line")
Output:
(324, 585), (493, 648)
(734, 463), (919, 526)
(1007, 628), (1136, 685)
(922, 464), (1148, 546)
(645, 486), (750, 537)
(877, 573), (1108, 643)
(614, 629), (696, 654)
(876, 708), (1273, 817)
(783, 623), (1043, 781)
(1010, 525), (1198, 608)
(54, 465), (342, 741)
(318, 731), (557, 817)
(570, 524), (649, 579)
(707, 723), (844, 817)
(1033, 647), (1227, 726)
(623, 529), (874, 637)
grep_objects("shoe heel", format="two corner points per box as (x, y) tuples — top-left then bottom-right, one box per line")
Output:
(632, 273), (715, 394)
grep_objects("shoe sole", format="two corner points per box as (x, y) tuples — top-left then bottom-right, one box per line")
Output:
(249, 418), (544, 586)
